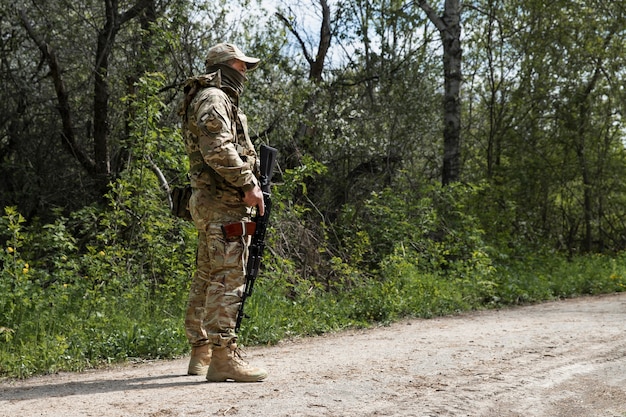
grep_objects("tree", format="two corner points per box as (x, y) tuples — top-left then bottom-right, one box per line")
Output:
(276, 0), (332, 167)
(18, 0), (154, 195)
(417, 0), (462, 185)
(462, 0), (626, 252)
(2, 0), (235, 217)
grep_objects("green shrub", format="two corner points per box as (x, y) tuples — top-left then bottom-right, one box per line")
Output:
(3, 75), (626, 379)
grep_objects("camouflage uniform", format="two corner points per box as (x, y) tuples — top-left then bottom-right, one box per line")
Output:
(183, 70), (259, 348)
(181, 44), (266, 381)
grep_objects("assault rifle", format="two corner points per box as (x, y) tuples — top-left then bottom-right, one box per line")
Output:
(232, 144), (277, 333)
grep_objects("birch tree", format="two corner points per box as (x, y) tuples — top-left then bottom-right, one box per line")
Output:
(418, 0), (462, 185)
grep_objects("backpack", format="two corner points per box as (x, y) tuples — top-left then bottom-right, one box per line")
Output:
(170, 185), (192, 221)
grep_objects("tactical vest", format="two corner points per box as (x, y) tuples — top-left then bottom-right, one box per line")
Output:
(181, 72), (257, 197)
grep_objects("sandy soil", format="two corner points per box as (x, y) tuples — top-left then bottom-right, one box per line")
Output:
(2, 293), (626, 417)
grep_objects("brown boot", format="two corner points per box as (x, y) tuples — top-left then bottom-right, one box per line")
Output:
(187, 344), (212, 375)
(205, 343), (268, 382)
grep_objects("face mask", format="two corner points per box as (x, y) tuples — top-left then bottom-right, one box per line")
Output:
(215, 63), (246, 97)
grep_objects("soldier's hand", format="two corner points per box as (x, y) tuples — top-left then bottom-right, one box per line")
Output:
(244, 185), (265, 216)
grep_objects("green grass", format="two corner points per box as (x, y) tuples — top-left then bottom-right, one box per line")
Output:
(239, 250), (626, 346)
(2, 248), (626, 378)
(2, 201), (626, 379)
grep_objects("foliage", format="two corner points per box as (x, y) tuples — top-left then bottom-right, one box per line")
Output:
(6, 161), (626, 379)
(0, 75), (195, 378)
(2, 0), (626, 379)
(463, 0), (626, 253)
(239, 243), (626, 346)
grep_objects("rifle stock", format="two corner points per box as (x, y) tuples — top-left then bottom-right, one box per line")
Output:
(235, 144), (277, 333)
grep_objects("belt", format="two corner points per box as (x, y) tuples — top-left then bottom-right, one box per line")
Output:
(221, 221), (256, 239)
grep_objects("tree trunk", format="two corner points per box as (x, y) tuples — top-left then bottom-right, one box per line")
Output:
(276, 0), (332, 168)
(93, 0), (153, 192)
(418, 0), (462, 185)
(19, 1), (152, 196)
(19, 9), (97, 177)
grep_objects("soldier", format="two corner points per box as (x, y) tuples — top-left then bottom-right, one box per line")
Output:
(179, 43), (267, 382)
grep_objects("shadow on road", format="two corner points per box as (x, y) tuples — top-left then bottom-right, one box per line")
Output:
(1, 373), (205, 401)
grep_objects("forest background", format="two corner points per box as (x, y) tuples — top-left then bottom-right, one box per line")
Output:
(1, 0), (626, 378)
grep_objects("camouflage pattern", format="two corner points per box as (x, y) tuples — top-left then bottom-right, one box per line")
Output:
(182, 69), (259, 348)
(204, 43), (260, 71)
(183, 71), (259, 207)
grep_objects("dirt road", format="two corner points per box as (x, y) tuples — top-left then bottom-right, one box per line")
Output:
(2, 293), (626, 417)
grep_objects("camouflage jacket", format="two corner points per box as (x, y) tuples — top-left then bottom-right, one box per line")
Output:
(181, 70), (259, 206)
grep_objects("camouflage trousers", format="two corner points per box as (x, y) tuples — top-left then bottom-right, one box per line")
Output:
(185, 187), (250, 348)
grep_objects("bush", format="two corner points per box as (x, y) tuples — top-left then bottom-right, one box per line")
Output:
(3, 195), (626, 378)
(0, 203), (194, 378)
(3, 74), (625, 378)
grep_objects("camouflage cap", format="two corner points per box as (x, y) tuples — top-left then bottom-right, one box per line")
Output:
(205, 43), (260, 71)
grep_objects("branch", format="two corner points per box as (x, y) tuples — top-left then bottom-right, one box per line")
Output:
(119, 0), (153, 26)
(250, 118), (279, 142)
(309, 0), (331, 81)
(415, 0), (447, 32)
(147, 155), (172, 209)
(275, 12), (314, 65)
(333, 74), (380, 87)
